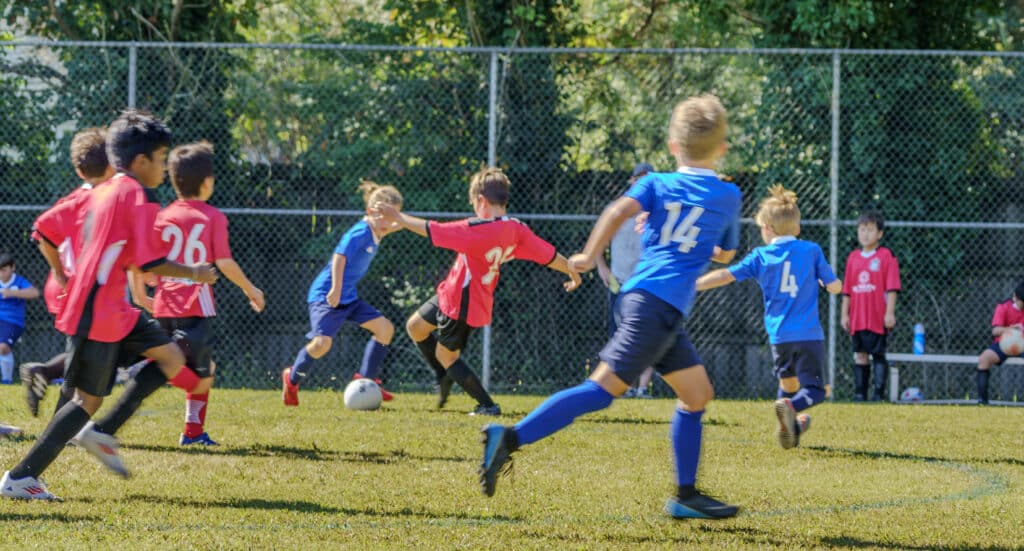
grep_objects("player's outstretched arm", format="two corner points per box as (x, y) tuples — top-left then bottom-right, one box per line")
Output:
(371, 202), (428, 237)
(695, 268), (736, 291)
(570, 197), (642, 273)
(146, 260), (219, 285)
(545, 253), (582, 292)
(215, 258), (265, 312)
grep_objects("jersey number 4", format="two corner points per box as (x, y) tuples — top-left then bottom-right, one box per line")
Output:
(658, 203), (704, 252)
(162, 223), (208, 265)
(780, 261), (799, 298)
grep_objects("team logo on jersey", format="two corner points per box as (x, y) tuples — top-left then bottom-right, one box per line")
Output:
(869, 258), (881, 272)
(852, 270), (876, 293)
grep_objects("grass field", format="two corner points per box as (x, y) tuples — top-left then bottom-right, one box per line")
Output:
(0, 384), (1022, 549)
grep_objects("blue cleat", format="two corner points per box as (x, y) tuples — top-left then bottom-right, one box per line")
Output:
(179, 432), (220, 446)
(479, 424), (513, 497)
(665, 492), (739, 519)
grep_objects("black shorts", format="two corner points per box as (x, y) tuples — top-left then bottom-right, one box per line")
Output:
(851, 330), (887, 358)
(65, 315), (172, 397)
(158, 316), (215, 378)
(417, 295), (475, 352)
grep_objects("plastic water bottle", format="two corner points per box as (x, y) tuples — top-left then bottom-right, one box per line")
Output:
(913, 323), (926, 355)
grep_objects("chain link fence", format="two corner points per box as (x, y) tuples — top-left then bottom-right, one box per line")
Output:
(2, 42), (1023, 401)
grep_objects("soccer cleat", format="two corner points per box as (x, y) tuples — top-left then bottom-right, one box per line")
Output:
(179, 432), (220, 446)
(774, 398), (799, 449)
(353, 374), (394, 402)
(479, 424), (513, 497)
(469, 403), (502, 416)
(282, 367), (299, 406)
(665, 492), (738, 519)
(20, 362), (48, 417)
(72, 422), (130, 479)
(436, 375), (454, 409)
(1, 471), (61, 501)
(0, 424), (23, 438)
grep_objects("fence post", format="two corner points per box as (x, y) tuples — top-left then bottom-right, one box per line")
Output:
(128, 44), (137, 109)
(482, 50), (499, 390)
(828, 50), (841, 399)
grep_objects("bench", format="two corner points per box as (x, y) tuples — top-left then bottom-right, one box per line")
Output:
(886, 353), (1024, 406)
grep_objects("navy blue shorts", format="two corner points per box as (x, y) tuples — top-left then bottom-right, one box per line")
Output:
(771, 340), (825, 386)
(985, 342), (1022, 364)
(306, 300), (382, 340)
(0, 320), (24, 348)
(599, 290), (702, 384)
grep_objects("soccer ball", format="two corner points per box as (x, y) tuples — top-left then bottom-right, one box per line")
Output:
(998, 329), (1024, 356)
(900, 387), (925, 403)
(343, 378), (382, 410)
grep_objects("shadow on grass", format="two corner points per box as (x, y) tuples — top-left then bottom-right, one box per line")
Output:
(804, 445), (1024, 467)
(820, 535), (1023, 550)
(124, 494), (522, 522)
(0, 512), (103, 523)
(125, 442), (468, 463)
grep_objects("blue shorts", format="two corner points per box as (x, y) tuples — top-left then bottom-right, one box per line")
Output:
(985, 342), (1021, 365)
(771, 340), (825, 385)
(306, 300), (382, 339)
(0, 320), (24, 348)
(599, 290), (702, 384)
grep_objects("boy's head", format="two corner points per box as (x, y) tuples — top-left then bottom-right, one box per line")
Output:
(106, 109), (172, 188)
(0, 252), (13, 280)
(754, 184), (800, 241)
(856, 211), (885, 250)
(468, 167), (510, 209)
(1014, 280), (1024, 306)
(668, 94), (728, 164)
(70, 127), (111, 181)
(359, 180), (404, 236)
(168, 141), (215, 200)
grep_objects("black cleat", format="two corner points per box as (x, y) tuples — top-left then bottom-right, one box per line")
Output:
(19, 363), (48, 417)
(469, 403), (501, 416)
(437, 375), (454, 409)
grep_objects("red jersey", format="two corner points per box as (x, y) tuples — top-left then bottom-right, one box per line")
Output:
(32, 184), (92, 316)
(152, 200), (232, 318)
(428, 217), (557, 327)
(56, 174), (165, 342)
(842, 246), (901, 334)
(990, 299), (1024, 343)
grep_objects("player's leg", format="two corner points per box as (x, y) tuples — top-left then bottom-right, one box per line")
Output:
(851, 333), (870, 401)
(357, 312), (395, 401)
(408, 297), (454, 407)
(20, 352), (67, 416)
(635, 366), (655, 398)
(181, 361), (217, 446)
(976, 345), (1002, 405)
(435, 339), (501, 415)
(163, 318), (219, 445)
(773, 341), (827, 448)
(283, 302), (345, 405)
(0, 340), (15, 384)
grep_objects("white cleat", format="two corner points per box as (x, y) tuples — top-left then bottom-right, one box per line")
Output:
(73, 422), (130, 479)
(1, 471), (61, 501)
(0, 424), (23, 438)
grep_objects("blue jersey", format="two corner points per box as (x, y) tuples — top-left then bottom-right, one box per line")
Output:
(621, 167), (741, 316)
(728, 236), (838, 344)
(0, 273), (33, 328)
(307, 220), (379, 305)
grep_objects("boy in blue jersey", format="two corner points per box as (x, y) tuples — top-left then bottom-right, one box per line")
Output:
(478, 95), (742, 519)
(696, 185), (841, 449)
(282, 182), (404, 406)
(0, 253), (40, 384)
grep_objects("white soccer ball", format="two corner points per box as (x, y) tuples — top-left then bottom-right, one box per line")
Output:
(999, 329), (1024, 356)
(900, 386), (924, 403)
(344, 378), (383, 410)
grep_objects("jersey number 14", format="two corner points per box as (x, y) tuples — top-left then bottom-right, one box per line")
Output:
(659, 203), (704, 252)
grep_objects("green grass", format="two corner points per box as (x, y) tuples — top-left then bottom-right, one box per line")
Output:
(1, 385), (1022, 549)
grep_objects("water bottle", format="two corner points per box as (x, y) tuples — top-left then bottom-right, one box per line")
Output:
(913, 323), (926, 355)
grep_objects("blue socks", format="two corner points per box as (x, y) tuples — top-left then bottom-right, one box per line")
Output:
(789, 385), (826, 412)
(671, 408), (704, 488)
(513, 380), (613, 446)
(358, 339), (389, 380)
(290, 348), (314, 385)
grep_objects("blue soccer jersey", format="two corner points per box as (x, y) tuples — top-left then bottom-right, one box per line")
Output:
(621, 167), (741, 316)
(0, 273), (33, 328)
(307, 219), (379, 305)
(728, 236), (838, 344)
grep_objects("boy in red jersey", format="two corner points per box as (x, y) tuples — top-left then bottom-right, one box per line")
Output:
(372, 167), (580, 415)
(21, 127), (115, 417)
(1, 110), (217, 501)
(974, 281), (1024, 404)
(132, 141), (264, 445)
(841, 211), (901, 401)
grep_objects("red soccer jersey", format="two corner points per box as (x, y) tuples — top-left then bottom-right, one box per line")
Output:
(55, 174), (165, 342)
(991, 299), (1024, 343)
(152, 200), (232, 318)
(428, 217), (557, 327)
(32, 185), (92, 316)
(842, 246), (901, 334)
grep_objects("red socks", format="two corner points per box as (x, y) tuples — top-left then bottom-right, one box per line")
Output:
(184, 392), (209, 438)
(168, 367), (200, 392)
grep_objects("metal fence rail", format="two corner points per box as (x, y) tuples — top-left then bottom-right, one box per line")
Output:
(2, 42), (1023, 401)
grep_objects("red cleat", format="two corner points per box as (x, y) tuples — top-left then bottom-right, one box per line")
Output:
(353, 373), (394, 401)
(282, 367), (299, 406)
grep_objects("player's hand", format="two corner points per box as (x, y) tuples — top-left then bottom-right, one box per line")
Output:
(564, 268), (582, 292)
(326, 287), (341, 308)
(370, 202), (400, 225)
(634, 212), (649, 234)
(596, 262), (611, 287)
(568, 253), (595, 273)
(840, 314), (850, 333)
(247, 287), (266, 312)
(192, 264), (219, 284)
(884, 313), (896, 329)
(136, 295), (154, 314)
